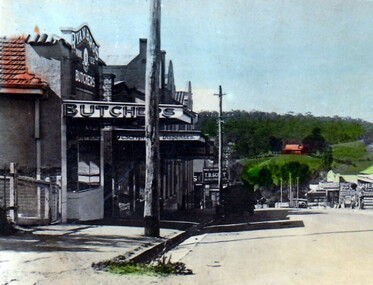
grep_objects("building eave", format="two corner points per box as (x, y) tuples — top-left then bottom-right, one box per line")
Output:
(0, 86), (45, 95)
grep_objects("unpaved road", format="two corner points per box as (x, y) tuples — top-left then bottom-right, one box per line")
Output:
(0, 225), (180, 285)
(124, 208), (373, 285)
(2, 208), (373, 285)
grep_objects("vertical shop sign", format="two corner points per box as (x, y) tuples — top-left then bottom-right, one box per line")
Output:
(101, 74), (114, 101)
(61, 24), (99, 94)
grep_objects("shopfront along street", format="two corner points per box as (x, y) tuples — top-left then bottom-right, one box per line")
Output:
(3, 1), (373, 284)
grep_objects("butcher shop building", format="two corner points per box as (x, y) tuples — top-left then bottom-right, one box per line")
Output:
(0, 24), (211, 225)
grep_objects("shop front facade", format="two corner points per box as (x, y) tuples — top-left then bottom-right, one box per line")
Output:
(0, 24), (211, 224)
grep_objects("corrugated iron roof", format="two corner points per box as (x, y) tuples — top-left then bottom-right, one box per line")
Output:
(175, 91), (185, 104)
(0, 37), (47, 89)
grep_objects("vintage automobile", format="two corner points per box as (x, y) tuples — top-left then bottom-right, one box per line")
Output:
(218, 184), (258, 217)
(296, 198), (308, 208)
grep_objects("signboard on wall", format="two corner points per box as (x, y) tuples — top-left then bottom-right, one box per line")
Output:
(203, 168), (228, 184)
(61, 24), (99, 94)
(117, 133), (203, 142)
(63, 100), (194, 123)
(194, 172), (203, 184)
(102, 75), (113, 101)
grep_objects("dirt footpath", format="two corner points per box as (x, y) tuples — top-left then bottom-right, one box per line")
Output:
(0, 224), (181, 285)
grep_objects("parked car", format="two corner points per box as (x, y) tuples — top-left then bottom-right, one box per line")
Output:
(295, 198), (308, 208)
(219, 185), (257, 217)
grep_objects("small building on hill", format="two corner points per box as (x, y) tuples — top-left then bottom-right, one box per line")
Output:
(282, 144), (304, 154)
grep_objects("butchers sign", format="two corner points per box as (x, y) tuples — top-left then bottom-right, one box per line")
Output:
(63, 100), (185, 120)
(61, 24), (99, 92)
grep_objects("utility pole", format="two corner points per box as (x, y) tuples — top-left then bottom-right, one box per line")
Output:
(289, 172), (293, 207)
(280, 177), (283, 205)
(214, 86), (225, 202)
(144, 0), (161, 237)
(296, 176), (299, 208)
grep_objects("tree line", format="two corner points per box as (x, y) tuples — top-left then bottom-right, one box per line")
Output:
(196, 110), (373, 158)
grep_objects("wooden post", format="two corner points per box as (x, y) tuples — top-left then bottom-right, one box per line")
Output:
(144, 0), (161, 237)
(9, 163), (17, 224)
(101, 127), (114, 218)
(289, 172), (293, 207)
(218, 86), (223, 195)
(35, 98), (41, 180)
(296, 176), (299, 208)
(61, 116), (67, 223)
(214, 86), (225, 202)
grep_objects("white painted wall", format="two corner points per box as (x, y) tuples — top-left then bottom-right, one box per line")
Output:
(67, 187), (103, 221)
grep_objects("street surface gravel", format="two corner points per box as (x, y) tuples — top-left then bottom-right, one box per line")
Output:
(2, 208), (373, 284)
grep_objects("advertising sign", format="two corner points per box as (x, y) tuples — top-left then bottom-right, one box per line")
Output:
(203, 168), (228, 183)
(117, 133), (202, 141)
(194, 172), (203, 184)
(63, 100), (192, 123)
(61, 24), (99, 93)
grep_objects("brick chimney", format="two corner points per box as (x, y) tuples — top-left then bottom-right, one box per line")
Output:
(139, 38), (147, 54)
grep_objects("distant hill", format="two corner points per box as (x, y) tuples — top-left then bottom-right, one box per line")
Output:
(196, 110), (373, 158)
(240, 141), (373, 181)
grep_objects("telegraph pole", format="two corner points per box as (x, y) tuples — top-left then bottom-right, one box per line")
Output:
(289, 172), (293, 207)
(215, 86), (225, 200)
(144, 0), (161, 237)
(296, 176), (299, 208)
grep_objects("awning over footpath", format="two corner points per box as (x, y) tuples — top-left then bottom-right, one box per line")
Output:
(115, 128), (205, 143)
(357, 175), (373, 184)
(115, 128), (213, 159)
(75, 128), (213, 160)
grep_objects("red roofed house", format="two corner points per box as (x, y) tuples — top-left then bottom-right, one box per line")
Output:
(0, 37), (49, 169)
(0, 36), (64, 224)
(282, 143), (304, 155)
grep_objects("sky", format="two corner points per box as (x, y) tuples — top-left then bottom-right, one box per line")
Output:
(2, 0), (373, 122)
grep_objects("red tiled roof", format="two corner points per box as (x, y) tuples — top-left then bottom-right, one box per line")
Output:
(283, 144), (303, 151)
(0, 37), (46, 89)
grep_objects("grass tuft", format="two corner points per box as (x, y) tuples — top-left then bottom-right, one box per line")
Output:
(95, 255), (193, 276)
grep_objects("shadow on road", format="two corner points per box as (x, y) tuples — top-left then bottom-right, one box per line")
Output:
(202, 209), (308, 234)
(0, 226), (160, 253)
(287, 210), (327, 216)
(0, 209), (327, 254)
(78, 209), (217, 231)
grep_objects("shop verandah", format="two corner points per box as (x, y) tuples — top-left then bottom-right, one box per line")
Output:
(63, 101), (212, 222)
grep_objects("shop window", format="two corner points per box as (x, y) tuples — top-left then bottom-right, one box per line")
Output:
(78, 142), (100, 190)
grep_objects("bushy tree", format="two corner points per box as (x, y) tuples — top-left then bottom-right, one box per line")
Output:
(302, 127), (327, 154)
(269, 136), (283, 153)
(280, 162), (310, 185)
(321, 146), (333, 170)
(242, 161), (311, 189)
